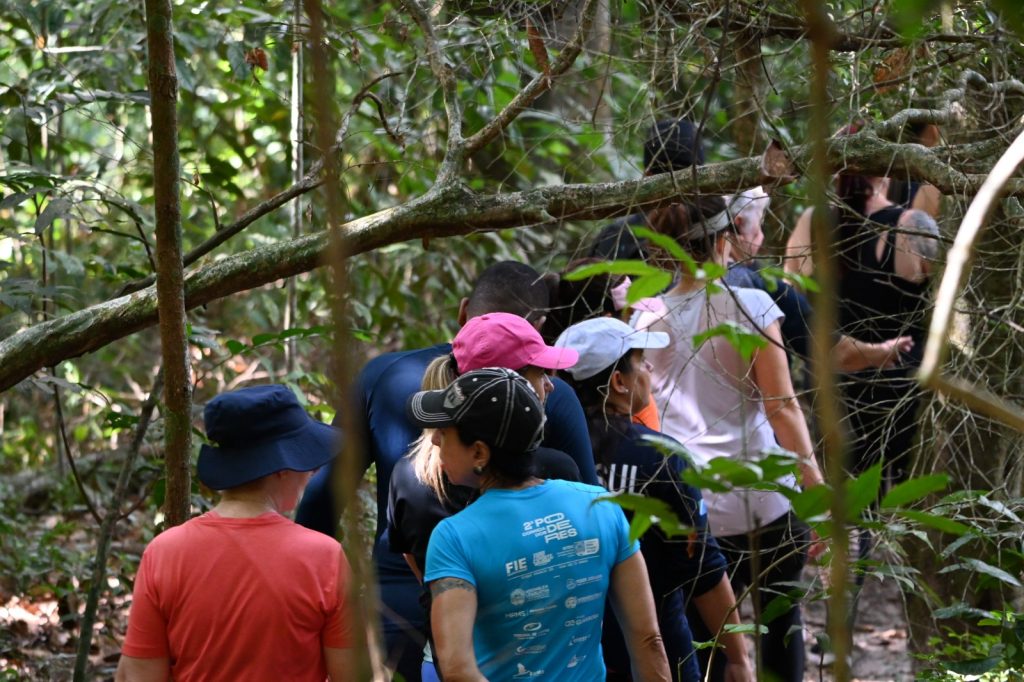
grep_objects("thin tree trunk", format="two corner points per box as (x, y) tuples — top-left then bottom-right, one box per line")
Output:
(306, 0), (386, 677)
(143, 0), (192, 527)
(73, 372), (164, 682)
(802, 2), (852, 680)
(285, 0), (304, 375)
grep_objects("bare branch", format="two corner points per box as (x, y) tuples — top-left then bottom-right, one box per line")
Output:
(463, 0), (599, 155)
(117, 71), (401, 296)
(670, 1), (1001, 52)
(5, 131), (1024, 393)
(399, 0), (465, 183)
(920, 126), (1024, 432)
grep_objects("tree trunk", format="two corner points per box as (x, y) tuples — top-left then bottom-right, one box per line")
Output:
(143, 0), (192, 527)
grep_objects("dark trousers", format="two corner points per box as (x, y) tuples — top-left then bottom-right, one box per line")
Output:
(689, 511), (810, 682)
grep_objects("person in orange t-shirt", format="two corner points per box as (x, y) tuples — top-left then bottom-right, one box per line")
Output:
(116, 385), (356, 682)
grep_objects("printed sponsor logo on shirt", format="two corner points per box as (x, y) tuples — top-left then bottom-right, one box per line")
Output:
(506, 610), (527, 619)
(566, 575), (601, 590)
(532, 551), (552, 567)
(567, 654), (585, 668)
(510, 585), (550, 606)
(564, 613), (600, 628)
(515, 644), (546, 656)
(528, 603), (556, 616)
(513, 663), (544, 678)
(564, 593), (601, 609)
(522, 513), (578, 543)
(572, 538), (600, 556)
(568, 634), (590, 646)
(506, 557), (528, 576)
(523, 622), (543, 632)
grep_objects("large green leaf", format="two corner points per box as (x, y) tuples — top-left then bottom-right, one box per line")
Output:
(881, 474), (950, 509)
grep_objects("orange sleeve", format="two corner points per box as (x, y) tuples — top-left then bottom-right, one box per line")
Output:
(632, 394), (661, 431)
(323, 547), (355, 649)
(121, 549), (171, 659)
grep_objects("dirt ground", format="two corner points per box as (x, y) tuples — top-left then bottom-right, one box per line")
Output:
(801, 568), (915, 681)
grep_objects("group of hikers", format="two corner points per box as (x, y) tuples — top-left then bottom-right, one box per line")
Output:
(114, 118), (942, 682)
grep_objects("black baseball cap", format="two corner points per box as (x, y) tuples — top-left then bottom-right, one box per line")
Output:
(406, 367), (545, 454)
(643, 119), (705, 174)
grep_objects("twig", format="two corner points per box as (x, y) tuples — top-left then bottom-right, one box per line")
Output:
(52, 383), (103, 524)
(116, 71), (401, 297)
(800, 0), (852, 679)
(463, 0), (599, 155)
(919, 126), (1024, 433)
(398, 0), (464, 184)
(73, 370), (164, 681)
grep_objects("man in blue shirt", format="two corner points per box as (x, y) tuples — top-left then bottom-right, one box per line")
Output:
(296, 261), (597, 681)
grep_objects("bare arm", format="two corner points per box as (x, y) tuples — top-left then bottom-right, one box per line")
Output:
(115, 656), (170, 682)
(911, 183), (942, 219)
(325, 647), (356, 681)
(693, 575), (753, 682)
(753, 320), (827, 558)
(608, 552), (671, 682)
(404, 553), (424, 584)
(430, 577), (486, 682)
(752, 321), (824, 490)
(784, 207), (815, 277)
(832, 334), (914, 373)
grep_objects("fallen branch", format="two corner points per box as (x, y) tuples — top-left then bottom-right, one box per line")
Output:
(3, 130), (1024, 392)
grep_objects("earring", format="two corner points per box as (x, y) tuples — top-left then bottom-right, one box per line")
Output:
(473, 465), (485, 476)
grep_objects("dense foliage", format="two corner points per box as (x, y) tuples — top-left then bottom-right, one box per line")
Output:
(3, 0), (1024, 679)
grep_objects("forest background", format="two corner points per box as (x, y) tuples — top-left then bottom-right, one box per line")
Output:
(2, 0), (1024, 680)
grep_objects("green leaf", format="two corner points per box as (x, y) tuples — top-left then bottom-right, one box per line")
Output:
(790, 484), (832, 522)
(225, 339), (246, 354)
(693, 321), (767, 361)
(939, 558), (1022, 588)
(252, 332), (278, 346)
(944, 656), (1001, 675)
(627, 514), (653, 544)
(103, 411), (140, 432)
(881, 474), (950, 509)
(845, 463), (882, 520)
(761, 591), (799, 625)
(933, 602), (994, 621)
(632, 226), (697, 273)
(722, 623), (768, 635)
(562, 259), (663, 280)
(760, 266), (821, 294)
(34, 197), (72, 236)
(596, 493), (693, 539)
(894, 510), (971, 536)
(626, 272), (672, 303)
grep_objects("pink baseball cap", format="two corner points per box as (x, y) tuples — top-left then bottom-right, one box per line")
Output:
(454, 313), (579, 373)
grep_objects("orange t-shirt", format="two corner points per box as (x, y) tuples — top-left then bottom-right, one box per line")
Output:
(633, 393), (661, 431)
(122, 511), (352, 681)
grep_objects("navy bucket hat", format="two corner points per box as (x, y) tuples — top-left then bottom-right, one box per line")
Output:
(197, 384), (339, 490)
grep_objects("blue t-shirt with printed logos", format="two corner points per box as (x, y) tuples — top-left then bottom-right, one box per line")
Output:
(424, 479), (638, 681)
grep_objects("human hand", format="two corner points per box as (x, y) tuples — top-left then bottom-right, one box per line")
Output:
(876, 336), (914, 369)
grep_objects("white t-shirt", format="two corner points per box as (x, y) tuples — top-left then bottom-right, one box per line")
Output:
(632, 287), (796, 537)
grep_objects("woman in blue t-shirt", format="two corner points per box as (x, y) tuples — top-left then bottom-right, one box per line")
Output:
(412, 368), (671, 682)
(555, 317), (753, 682)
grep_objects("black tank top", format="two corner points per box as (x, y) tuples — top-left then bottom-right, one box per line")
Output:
(836, 205), (930, 367)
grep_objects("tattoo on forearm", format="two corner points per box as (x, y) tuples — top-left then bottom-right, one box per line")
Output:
(430, 577), (476, 597)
